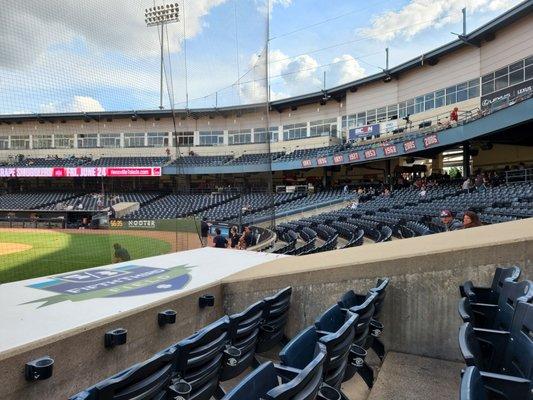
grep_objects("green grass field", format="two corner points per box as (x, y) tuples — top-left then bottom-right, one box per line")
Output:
(0, 230), (172, 283)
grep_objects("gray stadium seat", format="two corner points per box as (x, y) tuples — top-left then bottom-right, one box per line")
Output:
(256, 287), (292, 354)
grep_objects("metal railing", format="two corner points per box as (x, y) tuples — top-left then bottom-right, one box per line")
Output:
(505, 168), (533, 184)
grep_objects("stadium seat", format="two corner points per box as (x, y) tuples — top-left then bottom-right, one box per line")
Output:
(69, 346), (179, 400)
(279, 305), (357, 391)
(458, 301), (532, 386)
(222, 343), (327, 400)
(458, 279), (532, 330)
(256, 287), (292, 354)
(459, 366), (531, 400)
(219, 300), (266, 382)
(338, 290), (378, 388)
(173, 316), (230, 400)
(460, 266), (521, 304)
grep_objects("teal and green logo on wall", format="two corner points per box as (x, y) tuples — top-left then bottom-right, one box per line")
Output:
(24, 265), (192, 307)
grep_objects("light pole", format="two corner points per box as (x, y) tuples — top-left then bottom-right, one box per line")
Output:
(145, 3), (180, 110)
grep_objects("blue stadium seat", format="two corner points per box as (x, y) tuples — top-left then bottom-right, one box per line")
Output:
(219, 300), (265, 382)
(460, 364), (531, 400)
(460, 266), (521, 304)
(222, 343), (327, 400)
(69, 346), (178, 400)
(458, 301), (532, 392)
(458, 280), (532, 330)
(278, 305), (357, 392)
(173, 316), (230, 400)
(256, 287), (292, 353)
(338, 290), (378, 388)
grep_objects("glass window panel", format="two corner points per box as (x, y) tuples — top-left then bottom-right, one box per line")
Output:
(100, 133), (121, 148)
(482, 73), (494, 83)
(387, 104), (398, 119)
(424, 93), (434, 110)
(525, 56), (533, 66)
(494, 67), (508, 78)
(54, 134), (74, 148)
(456, 89), (467, 102)
(77, 133), (97, 148)
(524, 65), (533, 81)
(495, 74), (508, 90)
(509, 60), (524, 72)
(482, 80), (494, 95)
(446, 92), (456, 105)
(33, 134), (53, 149)
(124, 133), (145, 147)
(11, 135), (30, 149)
(147, 132), (168, 147)
(414, 96), (424, 113)
(509, 69), (524, 85)
(468, 84), (479, 99)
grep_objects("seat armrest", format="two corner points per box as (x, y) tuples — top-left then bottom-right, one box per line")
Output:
(480, 371), (531, 400)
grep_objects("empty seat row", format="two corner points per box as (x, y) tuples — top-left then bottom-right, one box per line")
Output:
(71, 279), (390, 400)
(70, 287), (293, 400)
(458, 266), (532, 400)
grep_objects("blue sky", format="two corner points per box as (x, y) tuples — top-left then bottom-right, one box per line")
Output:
(0, 0), (523, 114)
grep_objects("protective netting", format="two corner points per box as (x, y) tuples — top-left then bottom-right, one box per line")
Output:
(0, 0), (273, 283)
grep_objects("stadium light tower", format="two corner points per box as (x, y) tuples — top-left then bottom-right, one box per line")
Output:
(145, 3), (180, 110)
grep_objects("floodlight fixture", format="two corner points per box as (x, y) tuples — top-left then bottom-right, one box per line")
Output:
(144, 2), (180, 109)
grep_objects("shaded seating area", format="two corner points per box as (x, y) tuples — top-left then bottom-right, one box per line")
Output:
(458, 266), (533, 400)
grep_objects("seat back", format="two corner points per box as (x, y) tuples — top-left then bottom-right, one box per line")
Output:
(257, 287), (292, 353)
(493, 280), (533, 331)
(174, 316), (230, 400)
(314, 305), (358, 388)
(221, 362), (278, 400)
(339, 291), (377, 348)
(220, 300), (266, 381)
(460, 367), (487, 400)
(491, 266), (521, 293)
(504, 301), (533, 380)
(268, 342), (326, 400)
(370, 278), (390, 319)
(69, 347), (177, 400)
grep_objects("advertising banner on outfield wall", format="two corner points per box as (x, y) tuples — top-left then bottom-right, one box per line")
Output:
(481, 78), (533, 112)
(0, 166), (162, 178)
(110, 218), (199, 233)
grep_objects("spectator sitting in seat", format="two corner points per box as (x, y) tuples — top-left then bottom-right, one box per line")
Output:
(213, 228), (228, 249)
(113, 243), (131, 263)
(462, 211), (482, 229)
(440, 209), (462, 231)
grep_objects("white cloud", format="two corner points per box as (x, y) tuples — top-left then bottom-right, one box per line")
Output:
(359, 0), (521, 41)
(256, 0), (292, 15)
(0, 0), (227, 70)
(70, 96), (105, 112)
(238, 49), (367, 102)
(39, 96), (105, 113)
(330, 55), (365, 85)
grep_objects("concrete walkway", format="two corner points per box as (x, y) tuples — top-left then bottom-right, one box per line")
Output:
(364, 352), (463, 400)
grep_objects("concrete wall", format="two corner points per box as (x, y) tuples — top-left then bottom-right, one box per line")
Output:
(0, 283), (224, 400)
(223, 219), (533, 361)
(0, 219), (532, 399)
